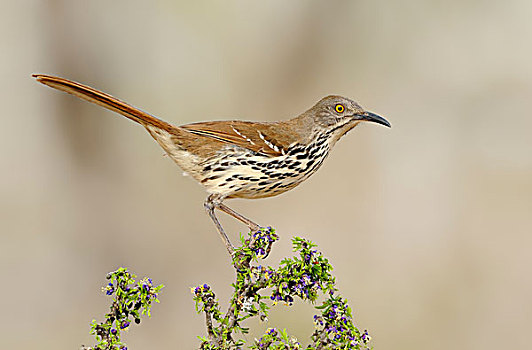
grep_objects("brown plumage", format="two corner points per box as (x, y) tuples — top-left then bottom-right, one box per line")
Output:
(33, 74), (390, 255)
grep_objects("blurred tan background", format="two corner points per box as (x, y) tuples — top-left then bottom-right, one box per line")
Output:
(1, 1), (531, 349)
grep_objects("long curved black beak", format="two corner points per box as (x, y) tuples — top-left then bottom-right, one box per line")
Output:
(355, 111), (391, 128)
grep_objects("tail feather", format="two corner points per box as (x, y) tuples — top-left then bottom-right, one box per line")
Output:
(32, 74), (175, 131)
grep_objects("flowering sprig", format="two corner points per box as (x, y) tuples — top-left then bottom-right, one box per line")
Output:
(82, 268), (163, 350)
(312, 295), (370, 349)
(271, 237), (335, 305)
(234, 226), (279, 266)
(193, 228), (371, 349)
(250, 328), (302, 349)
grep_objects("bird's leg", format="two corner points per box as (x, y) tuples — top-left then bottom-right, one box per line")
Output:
(217, 202), (261, 232)
(204, 194), (234, 255)
(218, 202), (271, 259)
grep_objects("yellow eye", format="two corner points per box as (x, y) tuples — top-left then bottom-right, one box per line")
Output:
(335, 104), (345, 113)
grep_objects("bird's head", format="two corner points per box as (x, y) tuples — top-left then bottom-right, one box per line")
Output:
(304, 95), (390, 144)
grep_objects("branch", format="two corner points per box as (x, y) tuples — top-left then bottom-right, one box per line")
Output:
(81, 268), (163, 350)
(192, 227), (372, 349)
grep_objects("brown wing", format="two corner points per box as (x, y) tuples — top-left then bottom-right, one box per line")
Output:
(33, 74), (305, 158)
(180, 120), (301, 157)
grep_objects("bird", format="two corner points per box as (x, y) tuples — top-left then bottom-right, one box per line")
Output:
(33, 74), (390, 255)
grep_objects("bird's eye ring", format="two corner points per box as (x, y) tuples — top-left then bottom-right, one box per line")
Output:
(335, 104), (345, 114)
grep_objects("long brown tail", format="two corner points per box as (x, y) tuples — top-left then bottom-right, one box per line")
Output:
(32, 74), (175, 131)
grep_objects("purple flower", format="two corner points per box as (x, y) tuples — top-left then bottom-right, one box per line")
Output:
(120, 321), (130, 329)
(103, 282), (115, 295)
